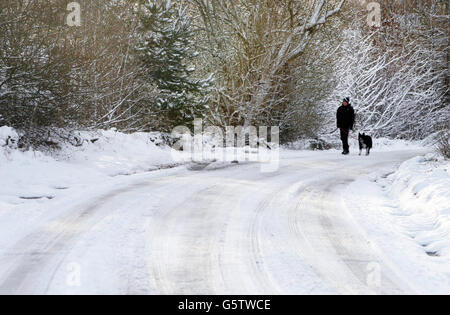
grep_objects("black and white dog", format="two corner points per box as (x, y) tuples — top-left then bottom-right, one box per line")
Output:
(359, 133), (373, 156)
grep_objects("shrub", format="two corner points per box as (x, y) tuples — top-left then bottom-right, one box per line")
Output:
(436, 131), (450, 159)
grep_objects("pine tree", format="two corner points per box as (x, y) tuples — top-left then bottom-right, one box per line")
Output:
(135, 0), (210, 131)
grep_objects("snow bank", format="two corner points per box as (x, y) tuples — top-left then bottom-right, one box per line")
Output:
(0, 127), (177, 207)
(58, 129), (178, 176)
(387, 154), (450, 257)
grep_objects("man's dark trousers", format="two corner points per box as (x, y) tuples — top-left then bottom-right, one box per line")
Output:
(340, 128), (350, 153)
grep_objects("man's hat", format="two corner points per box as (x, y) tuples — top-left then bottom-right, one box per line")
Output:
(343, 97), (350, 103)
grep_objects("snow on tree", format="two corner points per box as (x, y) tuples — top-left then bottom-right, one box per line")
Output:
(0, 0), (447, 148)
(188, 0), (346, 142)
(327, 2), (449, 140)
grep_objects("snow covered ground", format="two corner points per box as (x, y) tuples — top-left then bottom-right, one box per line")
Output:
(0, 127), (177, 203)
(0, 126), (448, 295)
(345, 153), (450, 294)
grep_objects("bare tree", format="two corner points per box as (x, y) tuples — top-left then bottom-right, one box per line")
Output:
(190, 0), (346, 135)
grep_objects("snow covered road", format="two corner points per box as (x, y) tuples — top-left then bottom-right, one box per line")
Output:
(0, 149), (441, 295)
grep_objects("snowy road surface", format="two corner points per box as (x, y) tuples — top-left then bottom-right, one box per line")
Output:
(0, 149), (438, 295)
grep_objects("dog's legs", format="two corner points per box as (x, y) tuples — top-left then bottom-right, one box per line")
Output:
(359, 149), (362, 156)
(366, 148), (370, 156)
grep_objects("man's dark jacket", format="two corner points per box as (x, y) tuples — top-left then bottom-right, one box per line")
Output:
(337, 105), (355, 130)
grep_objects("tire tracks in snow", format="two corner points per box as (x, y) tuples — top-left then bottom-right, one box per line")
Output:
(290, 175), (415, 294)
(0, 178), (169, 294)
(0, 151), (424, 294)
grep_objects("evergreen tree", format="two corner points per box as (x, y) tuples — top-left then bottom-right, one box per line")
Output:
(135, 0), (210, 131)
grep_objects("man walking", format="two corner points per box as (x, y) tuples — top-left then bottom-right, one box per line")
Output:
(336, 97), (355, 155)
